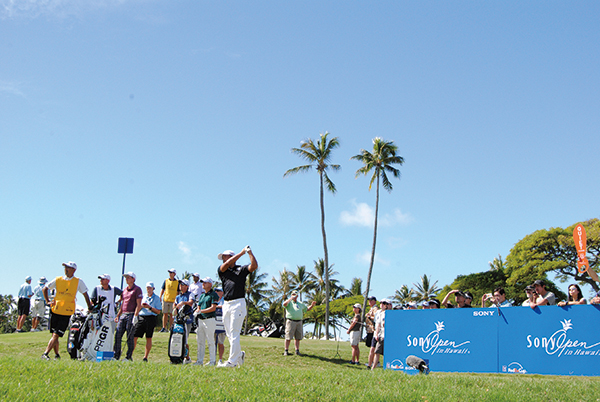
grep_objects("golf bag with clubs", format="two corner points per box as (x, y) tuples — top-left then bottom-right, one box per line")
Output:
(67, 296), (114, 360)
(168, 309), (188, 364)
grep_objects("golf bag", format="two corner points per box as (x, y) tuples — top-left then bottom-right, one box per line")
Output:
(168, 310), (188, 364)
(67, 310), (88, 359)
(67, 297), (114, 360)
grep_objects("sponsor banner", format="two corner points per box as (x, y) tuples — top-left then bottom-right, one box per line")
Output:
(385, 306), (600, 376)
(385, 308), (498, 374)
(499, 305), (600, 376)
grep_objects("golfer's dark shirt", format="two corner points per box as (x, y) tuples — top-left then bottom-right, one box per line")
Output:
(218, 264), (249, 301)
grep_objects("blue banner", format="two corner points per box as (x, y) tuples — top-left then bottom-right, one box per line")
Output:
(384, 305), (600, 376)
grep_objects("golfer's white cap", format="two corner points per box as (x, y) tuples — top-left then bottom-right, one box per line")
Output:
(146, 282), (155, 289)
(39, 277), (47, 283)
(180, 279), (190, 286)
(192, 273), (200, 278)
(123, 272), (136, 280)
(25, 276), (32, 282)
(168, 269), (176, 274)
(62, 261), (77, 270)
(98, 274), (111, 281)
(200, 277), (214, 285)
(218, 250), (235, 260)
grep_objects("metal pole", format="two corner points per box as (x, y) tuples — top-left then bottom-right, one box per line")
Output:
(120, 248), (127, 290)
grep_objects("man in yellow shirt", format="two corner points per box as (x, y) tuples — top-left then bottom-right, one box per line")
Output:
(159, 269), (179, 332)
(42, 261), (92, 360)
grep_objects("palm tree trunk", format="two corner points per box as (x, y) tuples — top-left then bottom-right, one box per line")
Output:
(320, 172), (330, 340)
(361, 172), (380, 336)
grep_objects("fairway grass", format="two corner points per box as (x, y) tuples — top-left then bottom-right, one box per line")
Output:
(1, 331), (599, 401)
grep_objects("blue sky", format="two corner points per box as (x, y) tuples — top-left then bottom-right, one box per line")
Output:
(1, 1), (599, 303)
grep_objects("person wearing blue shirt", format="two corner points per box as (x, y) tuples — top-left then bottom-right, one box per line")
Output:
(16, 276), (34, 333)
(174, 279), (194, 364)
(482, 287), (513, 308)
(31, 277), (48, 332)
(133, 282), (162, 362)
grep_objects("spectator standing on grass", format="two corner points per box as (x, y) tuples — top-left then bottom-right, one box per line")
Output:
(16, 276), (34, 333)
(558, 284), (587, 307)
(113, 272), (142, 361)
(529, 280), (556, 309)
(133, 282), (162, 362)
(194, 277), (219, 366)
(482, 287), (513, 308)
(160, 269), (179, 333)
(30, 277), (48, 332)
(347, 303), (362, 365)
(42, 262), (92, 360)
(174, 279), (194, 364)
(371, 299), (391, 370)
(217, 246), (258, 368)
(365, 296), (379, 368)
(214, 288), (226, 364)
(283, 290), (316, 356)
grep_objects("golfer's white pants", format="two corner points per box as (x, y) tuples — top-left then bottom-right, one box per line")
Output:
(223, 298), (246, 365)
(196, 317), (216, 364)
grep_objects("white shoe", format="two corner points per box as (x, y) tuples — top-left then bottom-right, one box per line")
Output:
(183, 358), (192, 365)
(217, 361), (236, 368)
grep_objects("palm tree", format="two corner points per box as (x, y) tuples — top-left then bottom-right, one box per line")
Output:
(412, 274), (441, 302)
(284, 132), (341, 339)
(349, 277), (363, 297)
(244, 267), (269, 334)
(392, 285), (415, 304)
(271, 267), (295, 306)
(351, 138), (404, 326)
(290, 265), (316, 301)
(489, 254), (505, 271)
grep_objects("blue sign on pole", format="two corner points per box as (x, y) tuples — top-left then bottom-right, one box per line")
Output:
(118, 237), (134, 254)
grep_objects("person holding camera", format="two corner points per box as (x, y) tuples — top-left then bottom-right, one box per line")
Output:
(481, 287), (512, 308)
(217, 246), (258, 368)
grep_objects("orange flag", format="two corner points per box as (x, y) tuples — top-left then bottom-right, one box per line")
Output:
(573, 223), (599, 282)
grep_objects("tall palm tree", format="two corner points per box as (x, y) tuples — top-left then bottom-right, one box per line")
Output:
(284, 132), (340, 339)
(271, 267), (295, 306)
(351, 138), (404, 326)
(412, 274), (441, 302)
(489, 254), (505, 271)
(350, 277), (363, 297)
(244, 267), (269, 334)
(290, 265), (316, 301)
(392, 285), (415, 304)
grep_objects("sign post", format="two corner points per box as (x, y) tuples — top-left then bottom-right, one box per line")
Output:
(117, 237), (134, 290)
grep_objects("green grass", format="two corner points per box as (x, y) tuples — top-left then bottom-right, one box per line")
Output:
(1, 331), (600, 401)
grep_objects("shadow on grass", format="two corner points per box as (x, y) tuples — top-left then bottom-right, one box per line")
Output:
(300, 352), (368, 369)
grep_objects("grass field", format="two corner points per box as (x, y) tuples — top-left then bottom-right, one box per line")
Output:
(1, 331), (599, 401)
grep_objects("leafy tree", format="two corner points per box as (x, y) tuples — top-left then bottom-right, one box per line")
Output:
(392, 285), (415, 304)
(412, 274), (441, 302)
(489, 255), (505, 271)
(0, 294), (17, 334)
(506, 219), (600, 293)
(351, 137), (404, 324)
(284, 132), (341, 339)
(438, 269), (509, 307)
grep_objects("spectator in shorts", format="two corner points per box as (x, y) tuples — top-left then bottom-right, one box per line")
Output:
(282, 290), (316, 356)
(529, 279), (556, 309)
(521, 285), (537, 307)
(174, 279), (194, 364)
(160, 269), (179, 333)
(214, 288), (226, 364)
(347, 303), (362, 365)
(113, 272), (142, 361)
(558, 284), (587, 307)
(133, 282), (162, 362)
(364, 296), (379, 368)
(371, 298), (391, 370)
(194, 277), (219, 366)
(42, 262), (92, 360)
(16, 276), (34, 333)
(31, 277), (48, 332)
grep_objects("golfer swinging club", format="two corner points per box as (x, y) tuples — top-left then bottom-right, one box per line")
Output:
(217, 246), (257, 368)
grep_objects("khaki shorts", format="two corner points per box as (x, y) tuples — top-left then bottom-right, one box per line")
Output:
(162, 301), (174, 315)
(350, 330), (361, 346)
(215, 332), (226, 345)
(285, 319), (303, 340)
(31, 299), (46, 318)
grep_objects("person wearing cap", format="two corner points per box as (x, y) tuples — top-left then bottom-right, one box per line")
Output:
(133, 282), (162, 362)
(364, 296), (379, 368)
(463, 292), (474, 307)
(90, 274), (122, 322)
(213, 288), (226, 364)
(282, 290), (316, 356)
(160, 269), (179, 333)
(113, 272), (142, 361)
(42, 262), (92, 360)
(530, 279), (556, 309)
(371, 299), (392, 370)
(406, 301), (418, 310)
(347, 303), (363, 365)
(482, 287), (512, 308)
(194, 277), (219, 366)
(441, 289), (469, 308)
(521, 285), (537, 306)
(217, 246), (258, 368)
(30, 277), (48, 332)
(189, 273), (204, 301)
(16, 276), (34, 333)
(174, 279), (194, 364)
(428, 298), (441, 309)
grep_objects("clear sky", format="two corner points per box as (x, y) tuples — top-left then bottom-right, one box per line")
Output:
(1, 1), (599, 303)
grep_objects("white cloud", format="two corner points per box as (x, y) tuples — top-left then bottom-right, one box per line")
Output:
(379, 209), (413, 227)
(356, 251), (390, 267)
(178, 241), (194, 264)
(340, 200), (412, 228)
(0, 81), (25, 97)
(0, 0), (145, 20)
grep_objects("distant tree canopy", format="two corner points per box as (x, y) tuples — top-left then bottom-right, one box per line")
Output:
(505, 219), (600, 293)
